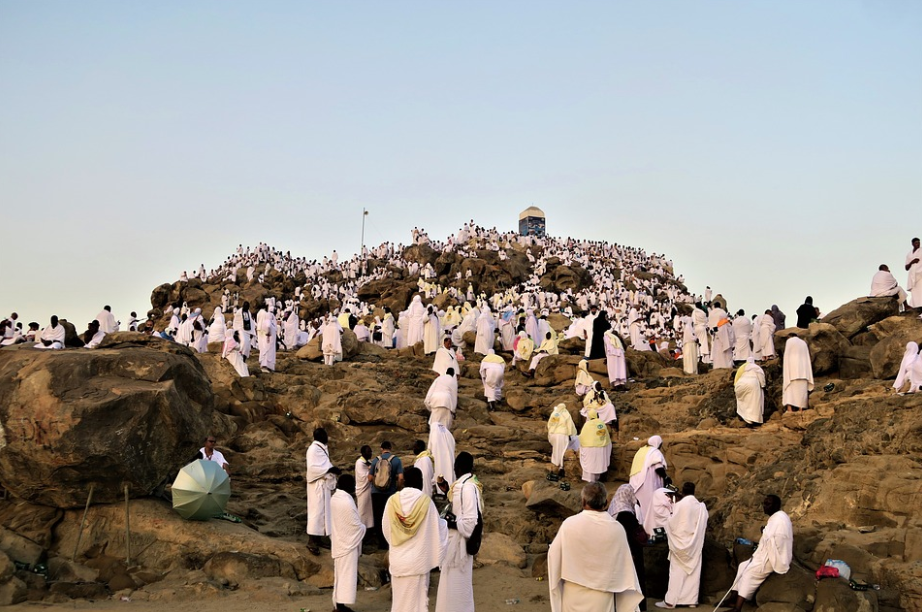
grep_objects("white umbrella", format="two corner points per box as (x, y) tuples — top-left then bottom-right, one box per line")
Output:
(171, 460), (231, 520)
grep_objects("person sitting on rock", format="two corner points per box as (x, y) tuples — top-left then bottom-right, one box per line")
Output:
(199, 435), (229, 472)
(725, 495), (793, 612)
(34, 315), (65, 350)
(869, 264), (911, 312)
(82, 320), (106, 349)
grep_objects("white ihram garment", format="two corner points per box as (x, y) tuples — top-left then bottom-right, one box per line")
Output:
(664, 495), (708, 606)
(331, 489), (365, 606)
(733, 511), (793, 599)
(306, 441), (336, 536)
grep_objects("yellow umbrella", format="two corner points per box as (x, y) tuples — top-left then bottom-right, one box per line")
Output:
(171, 460), (231, 520)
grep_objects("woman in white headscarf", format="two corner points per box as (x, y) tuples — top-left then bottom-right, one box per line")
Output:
(406, 295), (427, 346)
(893, 341), (919, 393)
(577, 409), (611, 483)
(574, 359), (594, 396)
(321, 314), (343, 366)
(208, 307), (227, 351)
(423, 306), (440, 355)
(512, 330), (534, 365)
(603, 328), (627, 389)
(734, 357), (765, 425)
(581, 381), (618, 426)
(547, 403), (578, 478)
(474, 306), (496, 355)
(222, 330), (249, 377)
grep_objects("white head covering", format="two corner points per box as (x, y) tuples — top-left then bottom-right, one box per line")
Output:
(648, 435), (663, 449)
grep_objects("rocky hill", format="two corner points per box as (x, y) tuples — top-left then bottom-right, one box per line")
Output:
(0, 262), (919, 610)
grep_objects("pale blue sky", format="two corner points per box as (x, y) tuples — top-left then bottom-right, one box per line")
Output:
(2, 1), (920, 328)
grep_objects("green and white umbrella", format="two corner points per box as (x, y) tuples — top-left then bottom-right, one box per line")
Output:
(172, 459), (231, 520)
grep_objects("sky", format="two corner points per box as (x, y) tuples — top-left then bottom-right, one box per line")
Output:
(1, 1), (920, 329)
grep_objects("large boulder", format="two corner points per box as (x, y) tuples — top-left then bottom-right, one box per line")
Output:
(868, 315), (922, 379)
(0, 344), (214, 508)
(822, 297), (900, 340)
(776, 323), (849, 376)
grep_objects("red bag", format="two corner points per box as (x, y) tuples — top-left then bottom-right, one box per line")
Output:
(816, 566), (839, 579)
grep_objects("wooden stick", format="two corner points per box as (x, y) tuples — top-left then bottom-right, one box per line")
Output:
(72, 484), (94, 561)
(124, 485), (131, 566)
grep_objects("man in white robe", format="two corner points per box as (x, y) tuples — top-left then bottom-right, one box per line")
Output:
(735, 357), (765, 424)
(727, 495), (793, 612)
(34, 316), (65, 349)
(731, 310), (752, 362)
(96, 306), (118, 334)
(691, 303), (710, 363)
(428, 423), (456, 486)
(355, 445), (374, 529)
(256, 305), (277, 372)
(283, 309), (300, 349)
(383, 467), (448, 612)
(646, 487), (677, 536)
(406, 295), (427, 346)
(425, 369), (458, 429)
(758, 312), (776, 360)
(423, 307), (441, 355)
(906, 237), (922, 308)
(659, 483), (708, 609)
(322, 315), (344, 366)
(548, 482), (645, 612)
(412, 440), (435, 498)
(331, 474), (366, 612)
(782, 334), (813, 412)
(630, 435), (668, 532)
(479, 350), (506, 410)
(869, 264), (910, 310)
(474, 306), (496, 355)
(306, 428), (341, 555)
(435, 453), (481, 612)
(710, 305), (734, 369)
(680, 315), (698, 375)
(432, 336), (459, 376)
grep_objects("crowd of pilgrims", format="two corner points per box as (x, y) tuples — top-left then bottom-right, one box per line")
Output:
(2, 222), (808, 380)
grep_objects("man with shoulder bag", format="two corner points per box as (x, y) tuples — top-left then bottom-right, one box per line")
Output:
(435, 452), (482, 612)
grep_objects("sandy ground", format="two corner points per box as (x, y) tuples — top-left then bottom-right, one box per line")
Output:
(6, 566), (567, 612)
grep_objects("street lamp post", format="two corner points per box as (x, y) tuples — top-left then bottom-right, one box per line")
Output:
(361, 208), (369, 273)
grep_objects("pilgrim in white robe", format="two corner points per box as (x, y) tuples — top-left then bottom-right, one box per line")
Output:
(423, 311), (441, 355)
(428, 423), (456, 485)
(692, 307), (710, 361)
(733, 511), (793, 599)
(232, 309), (253, 358)
(869, 269), (908, 305)
(34, 324), (65, 349)
(603, 331), (627, 387)
(283, 310), (300, 349)
(907, 246), (922, 307)
(355, 456), (374, 528)
(782, 336), (814, 409)
(381, 313), (396, 348)
(630, 436), (667, 531)
(548, 510), (645, 612)
(513, 331), (534, 364)
(581, 385), (617, 424)
(547, 404), (579, 470)
(322, 318), (344, 366)
(474, 307), (496, 355)
(425, 373), (458, 429)
(413, 451), (435, 498)
(681, 317), (698, 375)
(712, 318), (735, 370)
(479, 353), (506, 402)
(578, 412), (611, 482)
(759, 315), (776, 359)
(256, 308), (277, 371)
(208, 307), (227, 350)
(645, 487), (675, 536)
(432, 345), (459, 377)
(383, 487), (448, 612)
(732, 315), (752, 361)
(574, 360), (594, 396)
(435, 474), (482, 612)
(96, 309), (118, 334)
(406, 296), (427, 347)
(221, 331), (249, 377)
(331, 489), (366, 607)
(306, 441), (337, 536)
(893, 342), (919, 392)
(663, 495), (708, 606)
(735, 360), (765, 424)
